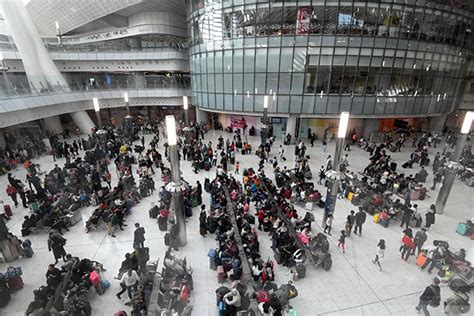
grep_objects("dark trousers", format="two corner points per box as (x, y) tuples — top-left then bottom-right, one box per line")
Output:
(400, 217), (410, 229)
(400, 245), (411, 261)
(9, 194), (18, 206)
(416, 299), (430, 316)
(354, 224), (362, 235)
(421, 258), (437, 273)
(323, 225), (331, 235)
(117, 283), (136, 299)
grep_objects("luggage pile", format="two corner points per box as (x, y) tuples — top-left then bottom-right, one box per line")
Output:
(205, 174), (299, 315)
(85, 175), (142, 233)
(25, 257), (106, 316)
(248, 171), (333, 273)
(2, 266), (23, 291)
(157, 249), (193, 316)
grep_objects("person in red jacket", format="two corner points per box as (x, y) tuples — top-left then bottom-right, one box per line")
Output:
(400, 234), (414, 261)
(6, 184), (18, 207)
(257, 209), (265, 230)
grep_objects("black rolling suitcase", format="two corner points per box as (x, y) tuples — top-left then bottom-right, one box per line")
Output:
(164, 233), (171, 246)
(402, 161), (412, 168)
(158, 216), (168, 231)
(295, 264), (306, 278)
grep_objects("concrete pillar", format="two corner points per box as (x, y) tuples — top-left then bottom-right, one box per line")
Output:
(195, 107), (208, 125)
(70, 111), (96, 134)
(42, 115), (63, 135)
(0, 129), (6, 148)
(134, 73), (146, 89)
(363, 118), (380, 140)
(1, 1), (68, 92)
(286, 114), (297, 137)
(429, 114), (447, 132)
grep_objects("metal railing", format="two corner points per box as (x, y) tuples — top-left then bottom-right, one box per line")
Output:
(0, 76), (191, 100)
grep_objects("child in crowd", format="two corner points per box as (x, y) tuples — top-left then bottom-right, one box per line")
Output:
(235, 161), (240, 174)
(338, 230), (346, 253)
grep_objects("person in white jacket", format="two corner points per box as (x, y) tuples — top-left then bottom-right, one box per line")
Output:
(372, 239), (386, 271)
(223, 288), (241, 314)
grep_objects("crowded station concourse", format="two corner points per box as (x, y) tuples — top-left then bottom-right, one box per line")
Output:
(0, 109), (473, 315)
(0, 0), (474, 315)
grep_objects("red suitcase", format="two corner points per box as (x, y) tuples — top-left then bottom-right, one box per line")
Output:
(8, 276), (23, 290)
(4, 205), (12, 218)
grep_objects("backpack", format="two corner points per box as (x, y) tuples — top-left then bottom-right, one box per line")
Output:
(429, 285), (441, 307)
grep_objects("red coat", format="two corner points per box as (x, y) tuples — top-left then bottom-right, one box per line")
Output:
(402, 235), (414, 248)
(6, 186), (17, 195)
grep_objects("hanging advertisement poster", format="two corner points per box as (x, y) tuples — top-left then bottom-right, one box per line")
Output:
(297, 6), (312, 34)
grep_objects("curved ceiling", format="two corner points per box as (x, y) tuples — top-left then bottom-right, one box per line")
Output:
(25, 0), (186, 37)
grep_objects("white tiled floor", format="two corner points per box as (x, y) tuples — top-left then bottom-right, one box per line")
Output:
(0, 129), (473, 316)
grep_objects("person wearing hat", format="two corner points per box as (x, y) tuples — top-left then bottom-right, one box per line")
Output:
(416, 278), (441, 315)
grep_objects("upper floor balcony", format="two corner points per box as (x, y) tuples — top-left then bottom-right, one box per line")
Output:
(0, 79), (190, 127)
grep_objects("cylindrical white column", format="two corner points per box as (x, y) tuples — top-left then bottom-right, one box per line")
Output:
(42, 115), (63, 135)
(70, 111), (96, 134)
(1, 1), (68, 91)
(195, 107), (208, 125)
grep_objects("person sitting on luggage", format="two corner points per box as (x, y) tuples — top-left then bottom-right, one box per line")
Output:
(46, 264), (63, 289)
(379, 209), (390, 227)
(223, 288), (242, 313)
(298, 227), (313, 245)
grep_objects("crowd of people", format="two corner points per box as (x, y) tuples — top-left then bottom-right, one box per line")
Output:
(1, 115), (472, 315)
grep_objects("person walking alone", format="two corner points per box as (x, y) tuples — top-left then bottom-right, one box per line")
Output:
(415, 278), (441, 316)
(322, 139), (327, 153)
(116, 269), (140, 300)
(47, 231), (67, 264)
(323, 215), (333, 235)
(372, 239), (385, 271)
(133, 223), (145, 248)
(318, 165), (326, 185)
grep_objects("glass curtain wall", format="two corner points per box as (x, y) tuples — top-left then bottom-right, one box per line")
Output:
(188, 0), (472, 115)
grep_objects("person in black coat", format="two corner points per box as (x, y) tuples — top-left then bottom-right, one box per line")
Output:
(354, 209), (367, 236)
(47, 232), (67, 264)
(199, 205), (207, 237)
(415, 278), (440, 315)
(46, 264), (63, 288)
(133, 223), (146, 248)
(400, 205), (413, 229)
(424, 204), (436, 229)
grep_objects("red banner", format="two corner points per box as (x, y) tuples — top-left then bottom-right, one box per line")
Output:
(230, 116), (247, 129)
(297, 7), (312, 34)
